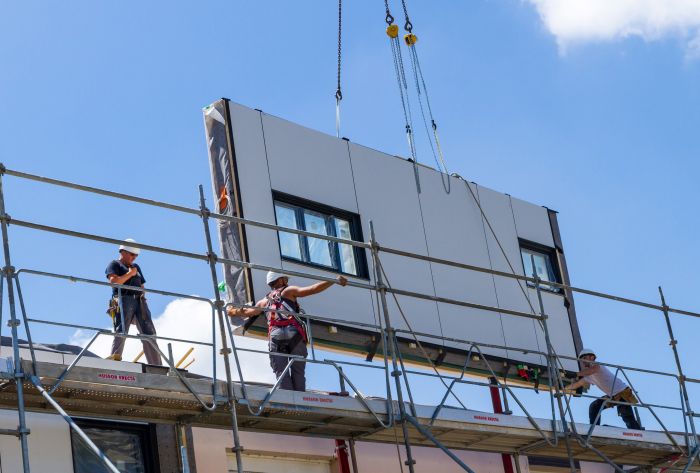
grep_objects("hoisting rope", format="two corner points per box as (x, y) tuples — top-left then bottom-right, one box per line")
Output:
(399, 0), (451, 193)
(385, 0), (421, 193)
(335, 0), (343, 138)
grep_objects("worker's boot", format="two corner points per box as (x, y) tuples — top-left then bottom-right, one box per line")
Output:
(105, 353), (122, 361)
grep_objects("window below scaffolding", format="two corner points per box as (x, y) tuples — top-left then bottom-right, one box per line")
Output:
(272, 191), (368, 278)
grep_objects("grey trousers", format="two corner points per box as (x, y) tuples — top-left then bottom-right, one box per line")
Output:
(269, 336), (307, 391)
(111, 295), (162, 365)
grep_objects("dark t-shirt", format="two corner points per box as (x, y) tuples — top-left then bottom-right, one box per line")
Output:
(105, 260), (146, 296)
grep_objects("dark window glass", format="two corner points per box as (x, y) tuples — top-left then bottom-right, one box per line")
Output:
(275, 203), (302, 260)
(71, 421), (153, 473)
(273, 192), (368, 278)
(520, 242), (560, 292)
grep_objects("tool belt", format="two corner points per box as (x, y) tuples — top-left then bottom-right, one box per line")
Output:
(107, 292), (146, 321)
(611, 387), (638, 405)
(106, 296), (120, 321)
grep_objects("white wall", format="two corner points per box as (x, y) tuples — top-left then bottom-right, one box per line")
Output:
(193, 427), (522, 473)
(227, 101), (578, 370)
(0, 409), (74, 473)
(580, 461), (615, 473)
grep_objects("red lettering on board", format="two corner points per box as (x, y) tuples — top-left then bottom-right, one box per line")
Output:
(302, 396), (334, 404)
(474, 415), (500, 422)
(622, 432), (643, 438)
(97, 373), (136, 382)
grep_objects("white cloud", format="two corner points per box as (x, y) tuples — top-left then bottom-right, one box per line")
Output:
(526, 0), (700, 55)
(69, 297), (275, 384)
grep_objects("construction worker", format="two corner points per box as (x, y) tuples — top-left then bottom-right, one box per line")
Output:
(105, 239), (162, 365)
(227, 271), (347, 391)
(566, 348), (641, 430)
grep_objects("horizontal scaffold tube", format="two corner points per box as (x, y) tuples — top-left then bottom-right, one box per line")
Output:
(5, 166), (700, 321)
(10, 264), (696, 383)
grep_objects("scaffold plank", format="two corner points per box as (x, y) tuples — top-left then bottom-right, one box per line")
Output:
(0, 360), (693, 471)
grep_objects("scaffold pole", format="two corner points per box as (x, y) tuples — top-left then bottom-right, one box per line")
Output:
(0, 170), (32, 473)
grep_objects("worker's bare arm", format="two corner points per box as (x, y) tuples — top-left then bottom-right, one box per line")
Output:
(227, 299), (266, 318)
(565, 378), (589, 392)
(284, 276), (348, 298)
(107, 267), (138, 287)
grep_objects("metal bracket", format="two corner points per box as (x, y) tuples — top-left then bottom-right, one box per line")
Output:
(6, 319), (20, 328)
(365, 336), (380, 362)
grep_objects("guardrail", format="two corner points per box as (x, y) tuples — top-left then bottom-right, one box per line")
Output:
(0, 166), (698, 473)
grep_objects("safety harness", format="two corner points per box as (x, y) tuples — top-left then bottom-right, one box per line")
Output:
(265, 286), (308, 343)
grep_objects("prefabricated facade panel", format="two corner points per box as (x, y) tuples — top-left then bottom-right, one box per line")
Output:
(221, 99), (580, 372)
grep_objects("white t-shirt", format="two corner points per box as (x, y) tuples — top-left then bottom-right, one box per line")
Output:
(584, 366), (628, 396)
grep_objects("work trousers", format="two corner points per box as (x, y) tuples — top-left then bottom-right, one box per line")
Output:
(111, 294), (162, 365)
(589, 396), (641, 430)
(269, 336), (307, 391)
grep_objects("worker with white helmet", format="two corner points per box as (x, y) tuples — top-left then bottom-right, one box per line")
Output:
(565, 348), (641, 429)
(104, 239), (162, 365)
(227, 270), (348, 391)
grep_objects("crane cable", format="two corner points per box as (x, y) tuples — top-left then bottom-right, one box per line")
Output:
(385, 0), (452, 194)
(399, 0), (451, 193)
(335, 0), (343, 138)
(385, 0), (421, 193)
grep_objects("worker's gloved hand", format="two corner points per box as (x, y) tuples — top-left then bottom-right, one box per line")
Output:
(337, 275), (348, 286)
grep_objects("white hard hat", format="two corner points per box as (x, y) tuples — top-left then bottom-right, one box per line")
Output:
(578, 348), (596, 359)
(118, 238), (140, 255)
(266, 271), (288, 285)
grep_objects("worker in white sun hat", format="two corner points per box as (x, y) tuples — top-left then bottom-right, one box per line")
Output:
(227, 270), (347, 391)
(104, 238), (162, 365)
(566, 348), (641, 429)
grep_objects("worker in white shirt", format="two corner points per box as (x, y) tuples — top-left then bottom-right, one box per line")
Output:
(566, 348), (641, 430)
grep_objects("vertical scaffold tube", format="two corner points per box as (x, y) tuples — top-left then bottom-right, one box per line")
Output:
(176, 423), (192, 473)
(0, 170), (31, 473)
(659, 287), (699, 470)
(530, 255), (577, 473)
(369, 221), (417, 473)
(198, 185), (245, 473)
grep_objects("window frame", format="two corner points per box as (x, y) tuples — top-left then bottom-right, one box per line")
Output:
(272, 191), (369, 279)
(69, 418), (158, 473)
(519, 239), (562, 293)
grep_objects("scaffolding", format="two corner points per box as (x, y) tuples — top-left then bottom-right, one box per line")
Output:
(0, 165), (699, 473)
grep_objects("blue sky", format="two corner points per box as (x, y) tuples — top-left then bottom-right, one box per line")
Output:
(2, 1), (700, 432)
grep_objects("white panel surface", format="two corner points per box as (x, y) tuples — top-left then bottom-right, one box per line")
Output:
(539, 291), (578, 371)
(417, 168), (508, 358)
(226, 101), (579, 370)
(281, 261), (377, 327)
(348, 144), (441, 338)
(510, 196), (555, 247)
(262, 114), (357, 212)
(476, 185), (545, 365)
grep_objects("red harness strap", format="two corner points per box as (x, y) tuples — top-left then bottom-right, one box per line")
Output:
(265, 287), (307, 342)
